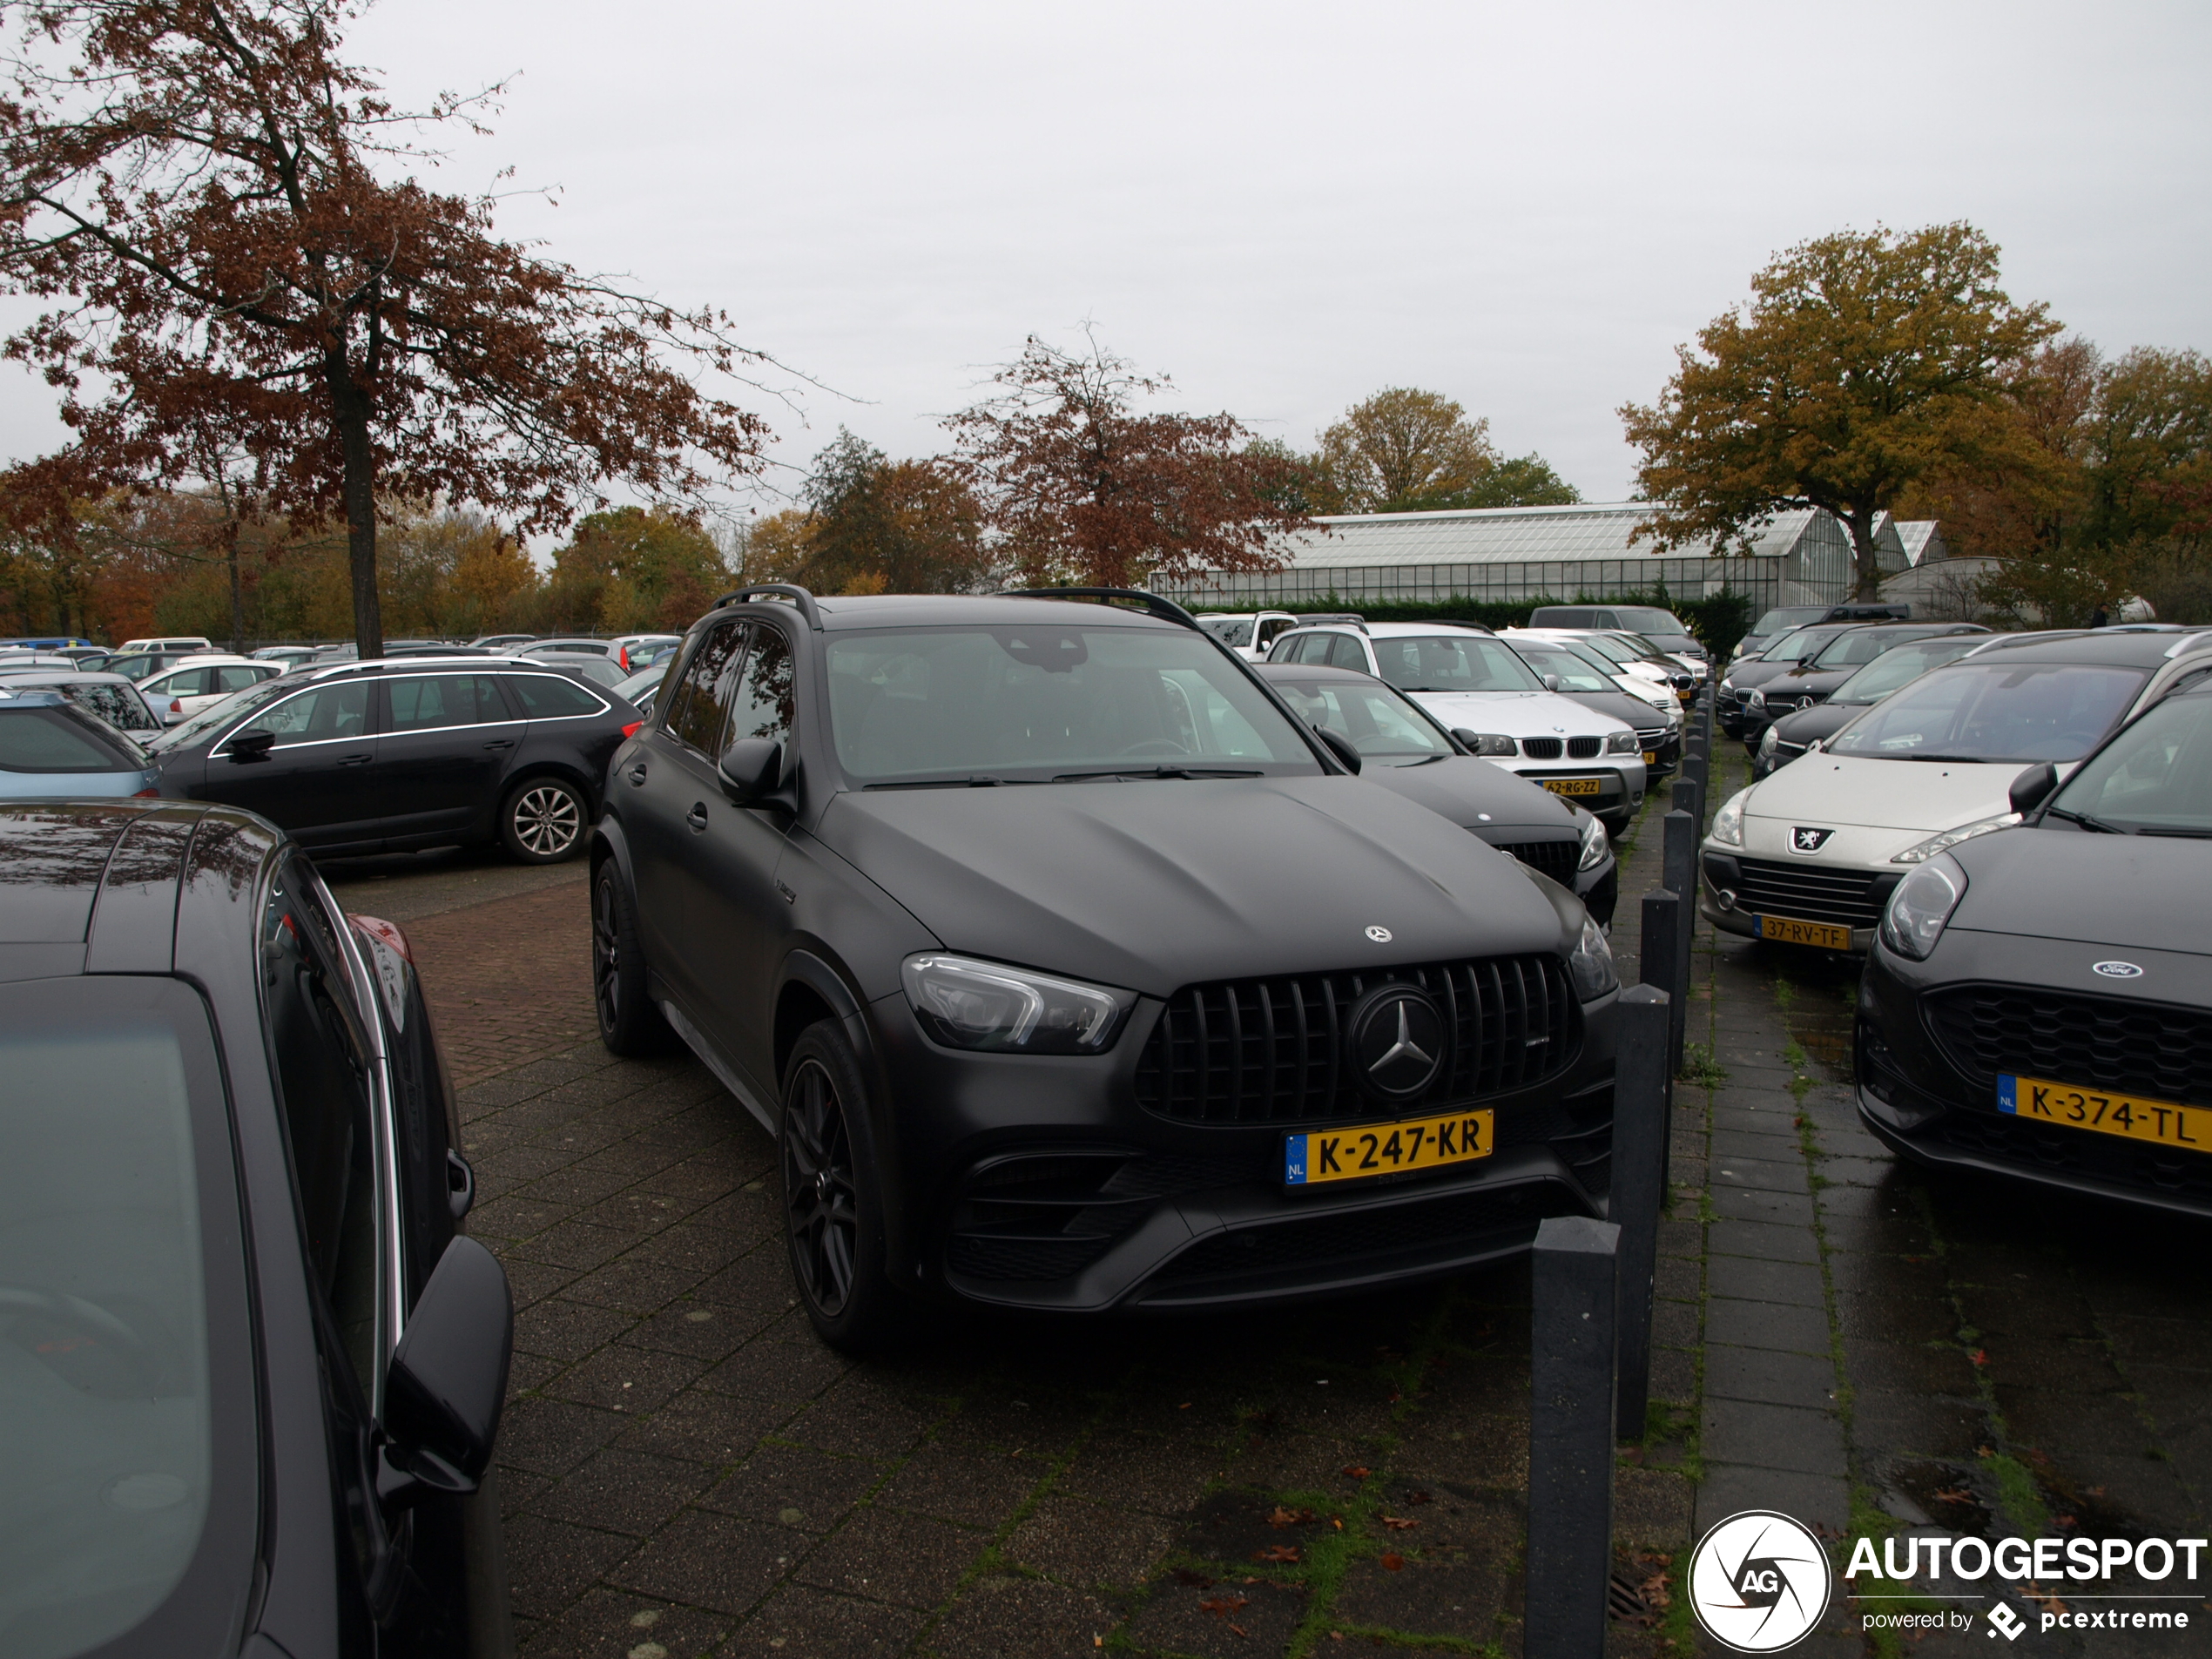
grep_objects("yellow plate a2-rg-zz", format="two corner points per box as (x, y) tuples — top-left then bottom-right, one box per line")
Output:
(1539, 777), (1603, 797)
(1999, 1074), (2211, 1150)
(1284, 1109), (1494, 1188)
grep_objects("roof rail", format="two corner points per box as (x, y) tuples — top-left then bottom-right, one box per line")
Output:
(711, 583), (824, 631)
(999, 587), (1200, 631)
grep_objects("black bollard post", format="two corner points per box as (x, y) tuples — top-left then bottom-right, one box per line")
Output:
(1527, 1215), (1622, 1659)
(1612, 986), (1669, 1442)
(1640, 886), (1681, 1199)
(1662, 810), (1696, 1071)
(1671, 774), (1702, 828)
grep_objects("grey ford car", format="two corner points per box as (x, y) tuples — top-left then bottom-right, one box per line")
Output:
(592, 587), (1622, 1349)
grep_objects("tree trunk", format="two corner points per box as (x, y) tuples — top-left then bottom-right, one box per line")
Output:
(224, 525), (246, 653)
(328, 354), (382, 658)
(1846, 507), (1884, 600)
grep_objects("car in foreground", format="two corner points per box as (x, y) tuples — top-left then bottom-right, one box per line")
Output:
(1259, 661), (1617, 924)
(1737, 623), (1989, 750)
(0, 686), (162, 799)
(594, 586), (1622, 1347)
(1857, 678), (2212, 1217)
(0, 800), (514, 1655)
(149, 654), (638, 861)
(1754, 634), (2006, 778)
(1497, 638), (1681, 779)
(0, 664), (164, 734)
(1268, 620), (1646, 834)
(1701, 630), (2212, 954)
(137, 653), (286, 723)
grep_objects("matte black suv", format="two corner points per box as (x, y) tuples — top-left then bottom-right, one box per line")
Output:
(593, 587), (1622, 1349)
(0, 801), (514, 1656)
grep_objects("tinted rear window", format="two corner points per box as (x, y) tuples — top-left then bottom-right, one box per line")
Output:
(505, 674), (604, 718)
(0, 705), (139, 772)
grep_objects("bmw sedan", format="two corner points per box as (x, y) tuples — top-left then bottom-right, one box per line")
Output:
(1857, 678), (2212, 1216)
(595, 587), (1622, 1349)
(0, 800), (514, 1656)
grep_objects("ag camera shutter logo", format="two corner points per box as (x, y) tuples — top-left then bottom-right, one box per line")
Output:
(1688, 1510), (1832, 1651)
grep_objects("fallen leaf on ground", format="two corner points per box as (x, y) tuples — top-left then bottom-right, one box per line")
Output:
(1341, 1466), (1372, 1479)
(1199, 1595), (1251, 1620)
(1269, 1506), (1316, 1528)
(1381, 1551), (1406, 1572)
(1971, 1349), (1989, 1366)
(1932, 1487), (1973, 1505)
(1252, 1545), (1301, 1564)
(1380, 1514), (1419, 1530)
(1229, 1624), (1249, 1638)
(1406, 1489), (1433, 1505)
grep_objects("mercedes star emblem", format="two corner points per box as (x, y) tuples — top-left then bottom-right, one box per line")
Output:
(1348, 986), (1447, 1101)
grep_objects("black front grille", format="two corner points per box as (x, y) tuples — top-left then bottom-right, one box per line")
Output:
(1635, 727), (1668, 745)
(1568, 736), (1602, 759)
(1927, 988), (2212, 1109)
(1134, 955), (1578, 1125)
(1730, 857), (1887, 929)
(1522, 737), (1562, 759)
(945, 1149), (1259, 1284)
(1494, 839), (1579, 883)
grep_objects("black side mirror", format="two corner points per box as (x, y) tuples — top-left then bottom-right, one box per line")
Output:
(718, 737), (784, 806)
(229, 729), (276, 763)
(2009, 761), (2060, 817)
(1312, 725), (1362, 773)
(377, 1236), (512, 1510)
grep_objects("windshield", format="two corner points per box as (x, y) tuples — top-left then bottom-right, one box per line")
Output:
(1763, 625), (1854, 665)
(2048, 693), (2212, 835)
(1270, 677), (1453, 763)
(1810, 629), (1939, 671)
(1199, 617), (1254, 648)
(145, 674), (297, 752)
(1750, 607), (1830, 638)
(59, 682), (159, 733)
(1372, 634), (1541, 694)
(1611, 607), (1689, 637)
(1826, 663), (2147, 764)
(0, 979), (252, 1659)
(0, 705), (146, 772)
(1827, 638), (1988, 704)
(1509, 645), (1618, 695)
(826, 625), (1318, 783)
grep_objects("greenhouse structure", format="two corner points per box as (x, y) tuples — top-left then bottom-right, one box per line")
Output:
(1168, 501), (1918, 613)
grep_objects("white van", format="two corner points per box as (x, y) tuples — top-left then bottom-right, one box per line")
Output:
(117, 636), (214, 654)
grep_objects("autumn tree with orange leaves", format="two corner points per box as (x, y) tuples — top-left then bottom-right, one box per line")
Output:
(946, 333), (1313, 590)
(0, 0), (770, 657)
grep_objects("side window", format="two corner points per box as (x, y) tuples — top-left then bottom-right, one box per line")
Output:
(386, 673), (505, 732)
(261, 859), (382, 1399)
(503, 673), (603, 718)
(216, 664), (267, 693)
(1277, 634), (1322, 664)
(1326, 634), (1370, 671)
(664, 622), (744, 755)
(235, 683), (372, 748)
(722, 624), (796, 746)
(162, 667), (214, 697)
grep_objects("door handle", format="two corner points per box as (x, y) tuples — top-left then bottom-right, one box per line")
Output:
(685, 802), (709, 833)
(482, 738), (514, 751)
(337, 752), (373, 766)
(628, 763), (648, 786)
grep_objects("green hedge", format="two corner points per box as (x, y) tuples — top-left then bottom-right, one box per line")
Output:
(1244, 587), (1755, 658)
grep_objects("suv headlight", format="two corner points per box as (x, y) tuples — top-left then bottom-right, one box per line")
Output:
(1567, 915), (1617, 1001)
(1880, 854), (1967, 960)
(1757, 725), (1778, 759)
(1460, 732), (1517, 757)
(1891, 813), (2019, 864)
(1710, 788), (1749, 846)
(1746, 688), (1766, 708)
(901, 954), (1136, 1054)
(1605, 729), (1640, 754)
(1577, 812), (1609, 871)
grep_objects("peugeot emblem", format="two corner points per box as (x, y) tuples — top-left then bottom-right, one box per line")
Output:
(1348, 986), (1447, 1101)
(1790, 826), (1833, 854)
(2092, 961), (2144, 979)
(1365, 925), (1392, 943)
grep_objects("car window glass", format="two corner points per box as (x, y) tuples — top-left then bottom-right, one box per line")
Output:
(67, 681), (159, 732)
(1204, 618), (1252, 648)
(236, 683), (371, 749)
(1611, 607), (1686, 635)
(161, 667), (213, 697)
(261, 860), (382, 1399)
(1279, 679), (1453, 759)
(1321, 633), (1366, 671)
(1371, 635), (1541, 694)
(723, 625), (795, 748)
(504, 673), (603, 719)
(1812, 630), (1917, 670)
(663, 623), (743, 754)
(2053, 694), (2212, 833)
(386, 673), (504, 732)
(151, 674), (295, 752)
(215, 665), (266, 692)
(0, 705), (138, 772)
(1828, 664), (2148, 764)
(1830, 640), (1979, 702)
(1514, 647), (1615, 694)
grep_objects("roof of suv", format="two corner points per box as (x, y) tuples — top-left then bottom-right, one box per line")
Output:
(1965, 630), (2212, 667)
(809, 594), (1183, 631)
(1282, 619), (1493, 638)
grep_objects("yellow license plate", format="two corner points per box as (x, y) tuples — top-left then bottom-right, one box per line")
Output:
(2000, 1074), (2210, 1150)
(1642, 751), (1659, 765)
(1757, 914), (1853, 950)
(1540, 777), (1603, 797)
(1285, 1109), (1495, 1188)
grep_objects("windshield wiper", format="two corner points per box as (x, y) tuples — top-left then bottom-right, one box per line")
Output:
(1898, 753), (1990, 764)
(2047, 806), (2123, 833)
(863, 775), (1040, 790)
(1400, 752), (1452, 767)
(1049, 765), (1264, 782)
(2136, 826), (2212, 839)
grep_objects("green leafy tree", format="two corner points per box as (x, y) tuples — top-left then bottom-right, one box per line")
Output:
(1622, 223), (2061, 597)
(542, 505), (731, 632)
(796, 429), (995, 594)
(1314, 388), (1499, 512)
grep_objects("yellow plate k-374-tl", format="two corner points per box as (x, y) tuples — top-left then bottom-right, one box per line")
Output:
(1539, 777), (1603, 798)
(1284, 1109), (1495, 1188)
(1999, 1074), (2209, 1150)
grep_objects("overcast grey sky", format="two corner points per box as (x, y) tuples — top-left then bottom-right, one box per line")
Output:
(4, 0), (2209, 512)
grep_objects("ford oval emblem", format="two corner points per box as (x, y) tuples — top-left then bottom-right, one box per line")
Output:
(2092, 961), (2144, 979)
(1366, 925), (1393, 943)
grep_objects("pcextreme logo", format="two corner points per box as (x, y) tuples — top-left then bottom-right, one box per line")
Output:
(1689, 1511), (1832, 1651)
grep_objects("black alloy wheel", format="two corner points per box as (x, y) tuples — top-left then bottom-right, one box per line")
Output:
(591, 863), (670, 1055)
(779, 1022), (912, 1351)
(501, 777), (584, 863)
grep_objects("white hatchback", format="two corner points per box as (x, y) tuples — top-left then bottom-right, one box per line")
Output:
(1701, 629), (2212, 952)
(138, 655), (285, 725)
(1268, 621), (1646, 832)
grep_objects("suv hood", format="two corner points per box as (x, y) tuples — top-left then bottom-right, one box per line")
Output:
(817, 776), (1569, 997)
(1949, 829), (2210, 958)
(1407, 689), (1627, 738)
(1358, 755), (1584, 834)
(1743, 753), (2031, 833)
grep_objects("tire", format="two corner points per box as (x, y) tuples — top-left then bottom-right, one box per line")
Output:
(591, 861), (671, 1056)
(500, 776), (586, 863)
(780, 1022), (914, 1353)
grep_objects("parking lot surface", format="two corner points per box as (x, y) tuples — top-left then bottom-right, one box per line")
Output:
(328, 768), (2211, 1656)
